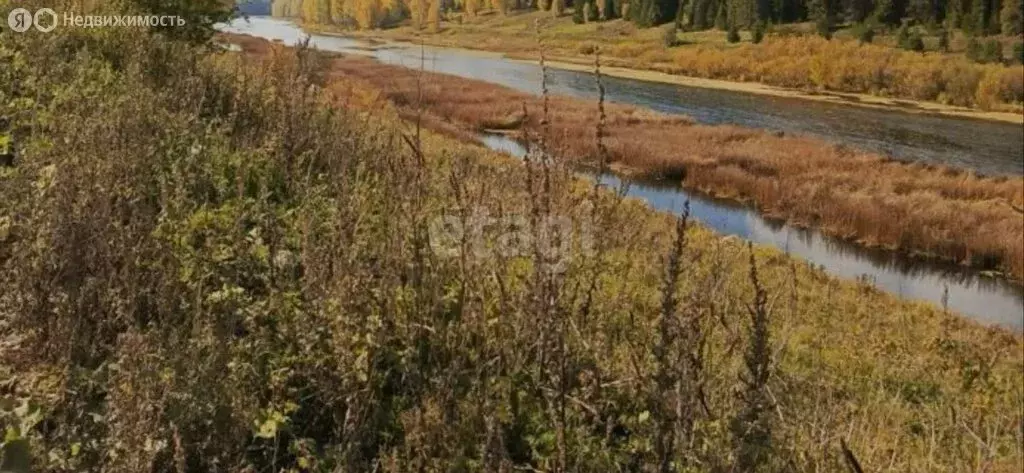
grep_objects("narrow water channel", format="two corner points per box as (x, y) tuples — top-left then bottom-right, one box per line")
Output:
(221, 17), (1024, 329)
(224, 16), (1024, 176)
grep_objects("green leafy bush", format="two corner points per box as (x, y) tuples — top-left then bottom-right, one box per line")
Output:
(727, 24), (741, 42)
(853, 22), (875, 43)
(752, 21), (766, 43)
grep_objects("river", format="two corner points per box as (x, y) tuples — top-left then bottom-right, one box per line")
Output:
(220, 16), (1024, 329)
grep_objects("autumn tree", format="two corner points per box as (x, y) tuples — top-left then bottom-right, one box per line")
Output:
(428, 0), (441, 30)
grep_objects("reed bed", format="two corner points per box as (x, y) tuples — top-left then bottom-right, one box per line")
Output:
(228, 32), (1024, 281)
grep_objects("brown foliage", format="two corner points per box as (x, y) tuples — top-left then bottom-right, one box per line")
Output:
(226, 33), (1024, 280)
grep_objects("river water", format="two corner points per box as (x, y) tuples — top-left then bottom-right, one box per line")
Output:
(221, 17), (1024, 329)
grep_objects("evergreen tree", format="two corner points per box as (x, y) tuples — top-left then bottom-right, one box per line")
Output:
(970, 0), (990, 33)
(715, 0), (730, 27)
(946, 0), (964, 26)
(847, 0), (874, 21)
(938, 27), (951, 50)
(810, 0), (834, 37)
(629, 0), (679, 26)
(907, 0), (935, 23)
(775, 0), (806, 21)
(727, 22), (742, 39)
(756, 0), (774, 22)
(965, 35), (983, 59)
(752, 20), (766, 41)
(873, 0), (904, 25)
(1002, 0), (1023, 34)
(727, 0), (756, 27)
(688, 0), (709, 27)
(982, 38), (1003, 61)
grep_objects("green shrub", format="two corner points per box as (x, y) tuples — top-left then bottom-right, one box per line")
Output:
(982, 39), (1004, 63)
(938, 28), (950, 51)
(966, 36), (983, 61)
(752, 22), (766, 43)
(896, 25), (927, 51)
(896, 23), (910, 47)
(727, 24), (741, 42)
(662, 24), (679, 47)
(969, 38), (1004, 63)
(853, 22), (875, 43)
(1013, 42), (1024, 64)
(907, 32), (925, 51)
(815, 15), (832, 39)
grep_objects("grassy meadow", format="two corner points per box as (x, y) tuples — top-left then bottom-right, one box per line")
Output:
(0, 11), (1021, 472)
(228, 33), (1024, 282)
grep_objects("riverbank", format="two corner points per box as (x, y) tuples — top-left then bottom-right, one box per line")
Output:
(298, 11), (1024, 124)
(225, 32), (1024, 283)
(511, 52), (1024, 124)
(5, 21), (1022, 472)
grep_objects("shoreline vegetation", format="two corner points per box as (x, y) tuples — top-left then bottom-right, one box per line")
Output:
(266, 6), (1024, 120)
(225, 32), (1024, 283)
(327, 22), (1024, 124)
(3, 14), (1022, 471)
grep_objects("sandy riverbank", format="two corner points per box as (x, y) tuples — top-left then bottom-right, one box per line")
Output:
(224, 31), (1024, 282)
(322, 27), (1024, 125)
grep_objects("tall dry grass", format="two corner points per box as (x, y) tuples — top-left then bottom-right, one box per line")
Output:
(2, 23), (1022, 473)
(227, 33), (1024, 281)
(651, 36), (1024, 110)
(339, 13), (1024, 112)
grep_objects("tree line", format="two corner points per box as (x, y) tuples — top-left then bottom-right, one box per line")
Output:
(271, 0), (1023, 39)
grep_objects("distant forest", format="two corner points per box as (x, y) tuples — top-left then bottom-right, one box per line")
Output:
(270, 0), (1023, 36)
(238, 0), (273, 15)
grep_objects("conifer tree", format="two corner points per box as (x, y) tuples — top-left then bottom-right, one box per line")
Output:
(848, 0), (874, 21)
(810, 0), (834, 37)
(727, 22), (742, 39)
(715, 1), (729, 28)
(970, 0), (991, 33)
(945, 0), (962, 25)
(873, 0), (902, 25)
(1002, 0), (1023, 34)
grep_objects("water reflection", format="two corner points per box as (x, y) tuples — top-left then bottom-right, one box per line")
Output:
(479, 133), (1024, 329)
(221, 16), (1024, 176)
(221, 17), (1024, 329)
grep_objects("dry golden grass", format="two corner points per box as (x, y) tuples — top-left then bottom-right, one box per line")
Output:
(227, 33), (1024, 281)
(337, 11), (1024, 113)
(6, 26), (1022, 472)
